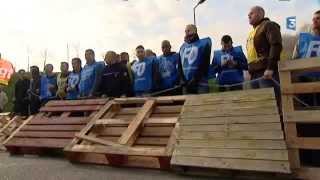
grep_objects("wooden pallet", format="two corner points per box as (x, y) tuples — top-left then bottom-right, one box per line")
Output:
(64, 96), (186, 169)
(0, 116), (31, 150)
(279, 58), (320, 179)
(4, 99), (109, 155)
(171, 89), (292, 178)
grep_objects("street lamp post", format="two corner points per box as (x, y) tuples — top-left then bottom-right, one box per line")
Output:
(193, 0), (207, 26)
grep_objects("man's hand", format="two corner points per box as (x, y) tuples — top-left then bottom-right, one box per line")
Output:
(243, 71), (251, 81)
(263, 70), (274, 80)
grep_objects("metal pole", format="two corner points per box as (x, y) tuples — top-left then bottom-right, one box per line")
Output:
(193, 4), (200, 26)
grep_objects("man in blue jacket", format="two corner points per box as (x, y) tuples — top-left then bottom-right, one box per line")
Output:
(212, 35), (248, 91)
(79, 49), (104, 98)
(179, 24), (212, 94)
(67, 58), (82, 100)
(40, 64), (57, 105)
(131, 45), (160, 96)
(157, 40), (180, 95)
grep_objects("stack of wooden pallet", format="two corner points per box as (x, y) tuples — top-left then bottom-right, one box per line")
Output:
(4, 99), (108, 155)
(171, 89), (291, 178)
(64, 96), (185, 169)
(0, 116), (32, 150)
(279, 58), (320, 180)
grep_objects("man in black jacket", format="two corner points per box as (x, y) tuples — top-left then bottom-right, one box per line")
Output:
(99, 51), (132, 98)
(14, 69), (30, 116)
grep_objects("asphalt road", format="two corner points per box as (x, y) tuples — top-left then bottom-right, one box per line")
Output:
(0, 152), (216, 180)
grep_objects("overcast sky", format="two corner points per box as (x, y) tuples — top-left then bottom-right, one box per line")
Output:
(0, 0), (318, 70)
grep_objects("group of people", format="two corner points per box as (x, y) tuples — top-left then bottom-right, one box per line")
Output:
(12, 6), (320, 116)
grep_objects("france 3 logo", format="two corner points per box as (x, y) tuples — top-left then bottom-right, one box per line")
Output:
(286, 16), (296, 31)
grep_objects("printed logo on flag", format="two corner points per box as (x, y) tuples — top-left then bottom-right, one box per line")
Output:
(286, 16), (296, 31)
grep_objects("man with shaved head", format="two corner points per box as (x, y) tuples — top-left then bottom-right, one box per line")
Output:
(246, 6), (282, 107)
(156, 40), (180, 95)
(179, 24), (212, 94)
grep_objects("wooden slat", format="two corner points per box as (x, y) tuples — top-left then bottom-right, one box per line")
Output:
(171, 156), (291, 174)
(5, 138), (71, 148)
(15, 131), (76, 138)
(76, 134), (123, 147)
(98, 136), (169, 146)
(118, 100), (155, 145)
(180, 123), (281, 132)
(40, 105), (101, 112)
(114, 96), (186, 104)
(177, 140), (287, 150)
(287, 137), (320, 150)
(285, 110), (320, 123)
(28, 117), (89, 125)
(45, 99), (108, 107)
(178, 131), (284, 140)
(174, 147), (288, 161)
(282, 82), (320, 94)
(97, 127), (127, 136)
(70, 144), (167, 157)
(118, 106), (182, 115)
(96, 117), (178, 126)
(279, 57), (320, 71)
(140, 127), (173, 137)
(180, 115), (279, 125)
(21, 125), (84, 131)
(181, 106), (278, 118)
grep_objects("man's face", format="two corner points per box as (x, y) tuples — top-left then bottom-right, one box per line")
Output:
(18, 70), (25, 79)
(313, 13), (320, 30)
(85, 51), (95, 64)
(31, 68), (39, 78)
(136, 48), (145, 60)
(60, 63), (69, 73)
(248, 8), (261, 26)
(104, 52), (117, 65)
(45, 65), (53, 74)
(185, 25), (196, 37)
(72, 60), (81, 72)
(120, 53), (129, 64)
(162, 42), (171, 55)
(221, 41), (233, 51)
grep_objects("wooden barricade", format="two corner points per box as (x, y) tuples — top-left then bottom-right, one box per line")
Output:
(4, 99), (108, 155)
(64, 96), (185, 169)
(171, 89), (292, 179)
(279, 58), (320, 180)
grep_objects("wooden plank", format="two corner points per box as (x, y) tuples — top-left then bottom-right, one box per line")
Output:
(180, 123), (281, 132)
(28, 117), (89, 125)
(114, 96), (186, 104)
(285, 110), (320, 123)
(40, 105), (101, 112)
(185, 99), (276, 109)
(5, 137), (71, 148)
(178, 131), (284, 140)
(61, 112), (71, 118)
(70, 144), (167, 157)
(287, 137), (320, 149)
(171, 156), (291, 174)
(180, 115), (280, 125)
(21, 125), (84, 131)
(282, 82), (320, 94)
(140, 127), (173, 137)
(118, 100), (155, 145)
(279, 57), (320, 71)
(177, 140), (287, 150)
(165, 123), (179, 155)
(181, 106), (278, 118)
(118, 106), (182, 115)
(0, 116), (20, 134)
(98, 136), (169, 146)
(97, 127), (127, 136)
(96, 117), (178, 126)
(45, 99), (108, 107)
(15, 131), (76, 138)
(174, 147), (288, 161)
(75, 134), (123, 147)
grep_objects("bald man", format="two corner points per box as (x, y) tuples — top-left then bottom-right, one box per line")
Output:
(179, 24), (212, 94)
(246, 6), (282, 108)
(157, 40), (180, 95)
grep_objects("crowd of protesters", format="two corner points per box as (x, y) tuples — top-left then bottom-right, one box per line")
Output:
(11, 6), (320, 116)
